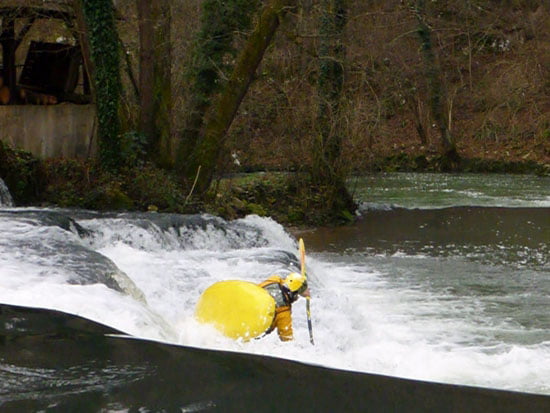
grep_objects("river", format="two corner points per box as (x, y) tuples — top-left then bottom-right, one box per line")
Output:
(0, 173), (548, 411)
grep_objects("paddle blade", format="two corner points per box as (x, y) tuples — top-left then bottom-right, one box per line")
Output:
(306, 297), (314, 345)
(299, 238), (306, 278)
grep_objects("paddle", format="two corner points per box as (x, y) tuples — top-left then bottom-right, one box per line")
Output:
(299, 238), (314, 345)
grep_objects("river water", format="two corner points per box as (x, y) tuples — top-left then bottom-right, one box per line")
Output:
(303, 173), (549, 394)
(0, 173), (549, 407)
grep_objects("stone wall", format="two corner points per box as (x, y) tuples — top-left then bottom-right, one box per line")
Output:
(0, 104), (96, 159)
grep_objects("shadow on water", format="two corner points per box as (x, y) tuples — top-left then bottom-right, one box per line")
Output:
(1, 304), (549, 412)
(301, 206), (549, 347)
(305, 207), (548, 263)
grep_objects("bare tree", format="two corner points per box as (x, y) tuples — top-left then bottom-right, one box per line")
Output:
(411, 0), (458, 163)
(310, 0), (355, 218)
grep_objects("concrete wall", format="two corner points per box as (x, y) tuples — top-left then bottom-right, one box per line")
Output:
(0, 104), (96, 159)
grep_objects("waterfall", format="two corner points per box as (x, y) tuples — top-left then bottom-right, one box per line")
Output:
(0, 178), (14, 207)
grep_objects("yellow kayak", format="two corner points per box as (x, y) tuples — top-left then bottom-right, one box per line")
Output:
(195, 280), (276, 340)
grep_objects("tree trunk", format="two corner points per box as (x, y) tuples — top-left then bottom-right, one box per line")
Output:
(181, 0), (297, 193)
(313, 0), (346, 184)
(175, 0), (260, 185)
(137, 0), (172, 167)
(75, 0), (122, 170)
(413, 0), (457, 161)
(311, 0), (356, 218)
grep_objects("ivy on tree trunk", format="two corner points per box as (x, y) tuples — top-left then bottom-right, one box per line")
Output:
(176, 0), (259, 184)
(179, 0), (294, 193)
(76, 0), (122, 170)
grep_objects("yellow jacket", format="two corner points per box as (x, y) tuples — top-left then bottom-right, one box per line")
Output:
(258, 275), (293, 341)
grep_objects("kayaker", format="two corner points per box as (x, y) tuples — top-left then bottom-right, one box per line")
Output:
(258, 272), (310, 341)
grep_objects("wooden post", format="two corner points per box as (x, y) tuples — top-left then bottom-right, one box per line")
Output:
(72, 1), (96, 102)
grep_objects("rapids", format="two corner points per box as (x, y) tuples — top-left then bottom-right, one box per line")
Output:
(0, 178), (13, 207)
(0, 173), (549, 397)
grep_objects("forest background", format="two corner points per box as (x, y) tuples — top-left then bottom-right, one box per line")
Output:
(1, 0), (549, 226)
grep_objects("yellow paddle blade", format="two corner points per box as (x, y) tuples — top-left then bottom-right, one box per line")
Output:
(195, 280), (276, 341)
(299, 238), (306, 279)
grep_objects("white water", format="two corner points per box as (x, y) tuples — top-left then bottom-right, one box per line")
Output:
(0, 208), (548, 396)
(0, 178), (13, 207)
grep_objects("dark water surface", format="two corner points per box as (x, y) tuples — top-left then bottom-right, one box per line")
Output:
(1, 304), (549, 412)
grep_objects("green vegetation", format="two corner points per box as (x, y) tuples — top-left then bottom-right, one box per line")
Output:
(1, 1), (549, 226)
(41, 159), (189, 212)
(212, 172), (356, 225)
(78, 0), (122, 170)
(178, 0), (290, 193)
(176, 0), (260, 182)
(136, 0), (173, 167)
(0, 141), (45, 205)
(0, 141), (359, 225)
(1, 141), (546, 227)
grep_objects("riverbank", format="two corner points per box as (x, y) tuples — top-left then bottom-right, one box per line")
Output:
(1, 139), (548, 227)
(361, 131), (549, 175)
(241, 133), (550, 176)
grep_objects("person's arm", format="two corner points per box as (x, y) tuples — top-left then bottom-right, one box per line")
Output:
(258, 275), (283, 288)
(274, 306), (293, 341)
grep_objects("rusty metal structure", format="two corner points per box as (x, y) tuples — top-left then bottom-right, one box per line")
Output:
(0, 0), (90, 105)
(0, 1), (95, 159)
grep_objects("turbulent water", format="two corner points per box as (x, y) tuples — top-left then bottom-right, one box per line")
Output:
(0, 178), (13, 207)
(0, 173), (549, 407)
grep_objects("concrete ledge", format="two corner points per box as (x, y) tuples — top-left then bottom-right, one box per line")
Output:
(0, 103), (96, 159)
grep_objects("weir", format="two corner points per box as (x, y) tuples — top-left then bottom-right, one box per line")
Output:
(1, 304), (548, 412)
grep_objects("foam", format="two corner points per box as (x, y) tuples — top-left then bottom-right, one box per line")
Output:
(0, 210), (548, 395)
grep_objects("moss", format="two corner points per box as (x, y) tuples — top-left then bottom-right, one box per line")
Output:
(209, 172), (357, 226)
(339, 209), (355, 223)
(0, 141), (45, 205)
(40, 158), (192, 212)
(180, 0), (295, 193)
(247, 202), (267, 216)
(84, 183), (134, 210)
(124, 166), (186, 211)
